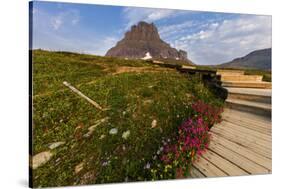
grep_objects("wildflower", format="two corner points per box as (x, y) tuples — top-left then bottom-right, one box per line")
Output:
(144, 162), (151, 169)
(122, 130), (130, 139)
(102, 160), (110, 166)
(151, 119), (157, 128)
(155, 99), (223, 177)
(109, 128), (118, 135)
(99, 134), (106, 139)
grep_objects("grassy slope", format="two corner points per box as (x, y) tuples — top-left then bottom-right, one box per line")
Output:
(32, 50), (222, 187)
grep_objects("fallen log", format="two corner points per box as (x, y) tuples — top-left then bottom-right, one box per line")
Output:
(63, 81), (104, 110)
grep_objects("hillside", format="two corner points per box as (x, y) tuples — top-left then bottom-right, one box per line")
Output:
(31, 50), (223, 187)
(218, 48), (271, 70)
(105, 21), (189, 62)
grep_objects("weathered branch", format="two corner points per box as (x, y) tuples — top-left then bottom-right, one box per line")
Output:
(63, 81), (103, 110)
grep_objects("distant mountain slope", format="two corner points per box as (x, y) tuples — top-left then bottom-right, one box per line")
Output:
(218, 48), (271, 70)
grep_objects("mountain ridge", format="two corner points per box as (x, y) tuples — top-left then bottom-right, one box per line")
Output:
(218, 48), (271, 70)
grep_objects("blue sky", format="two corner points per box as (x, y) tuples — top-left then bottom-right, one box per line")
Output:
(31, 1), (271, 65)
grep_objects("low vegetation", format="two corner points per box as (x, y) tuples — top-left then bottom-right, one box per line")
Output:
(32, 50), (224, 187)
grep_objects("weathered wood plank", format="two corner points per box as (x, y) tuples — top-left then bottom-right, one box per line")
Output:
(223, 112), (271, 129)
(212, 125), (272, 150)
(217, 121), (272, 142)
(211, 132), (272, 169)
(223, 109), (271, 126)
(201, 150), (249, 176)
(223, 117), (271, 135)
(189, 166), (206, 178)
(208, 141), (270, 174)
(193, 157), (228, 177)
(211, 128), (272, 159)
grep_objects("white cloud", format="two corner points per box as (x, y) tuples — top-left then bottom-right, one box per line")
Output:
(166, 15), (271, 65)
(158, 21), (194, 39)
(51, 16), (63, 30)
(50, 9), (80, 30)
(122, 7), (183, 29)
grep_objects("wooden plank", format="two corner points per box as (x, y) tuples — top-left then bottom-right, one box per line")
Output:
(193, 157), (228, 177)
(189, 166), (206, 178)
(221, 75), (263, 82)
(226, 87), (272, 97)
(222, 81), (272, 89)
(211, 128), (272, 158)
(212, 125), (272, 150)
(223, 109), (271, 125)
(223, 117), (271, 135)
(211, 132), (272, 169)
(218, 121), (272, 142)
(226, 99), (271, 117)
(208, 141), (271, 174)
(223, 112), (272, 129)
(202, 150), (248, 176)
(223, 108), (271, 124)
(217, 69), (245, 75)
(213, 122), (271, 147)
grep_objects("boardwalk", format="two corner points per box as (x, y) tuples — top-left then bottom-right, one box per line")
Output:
(190, 108), (272, 178)
(190, 71), (272, 178)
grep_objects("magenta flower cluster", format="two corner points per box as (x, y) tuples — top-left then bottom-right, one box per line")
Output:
(159, 100), (223, 177)
(192, 100), (223, 127)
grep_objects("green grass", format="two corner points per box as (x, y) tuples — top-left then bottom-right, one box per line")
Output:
(32, 50), (223, 187)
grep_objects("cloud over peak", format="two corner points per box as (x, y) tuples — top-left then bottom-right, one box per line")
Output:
(122, 7), (182, 29)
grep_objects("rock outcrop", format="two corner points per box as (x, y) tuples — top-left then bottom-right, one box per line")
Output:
(105, 21), (188, 61)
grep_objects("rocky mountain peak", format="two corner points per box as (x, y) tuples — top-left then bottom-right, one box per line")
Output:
(105, 21), (188, 61)
(124, 22), (160, 41)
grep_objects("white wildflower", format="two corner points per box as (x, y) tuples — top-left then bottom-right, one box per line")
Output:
(144, 162), (151, 169)
(102, 160), (111, 166)
(122, 145), (126, 151)
(122, 130), (130, 140)
(99, 134), (106, 139)
(109, 128), (118, 135)
(151, 119), (157, 128)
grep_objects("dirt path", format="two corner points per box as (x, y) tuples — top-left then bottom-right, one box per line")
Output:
(112, 66), (172, 75)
